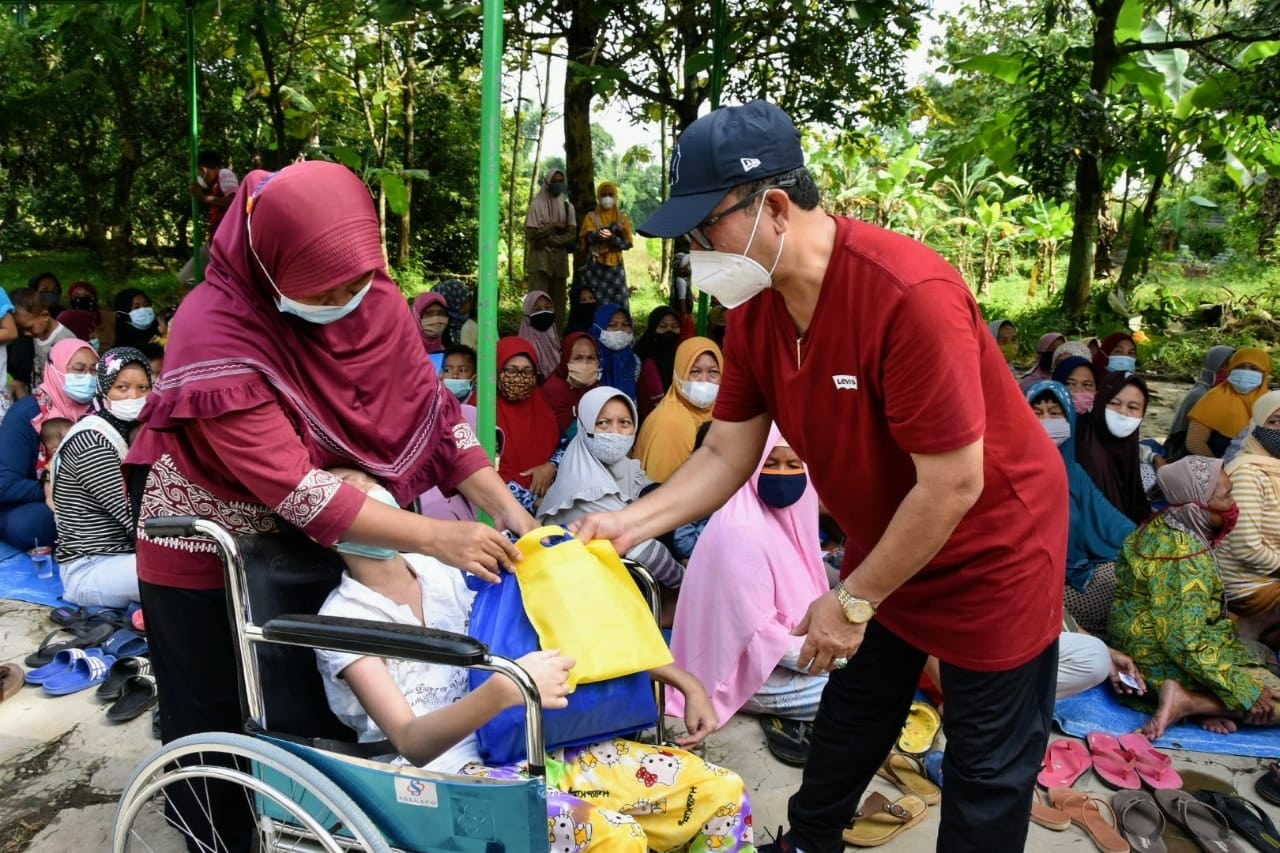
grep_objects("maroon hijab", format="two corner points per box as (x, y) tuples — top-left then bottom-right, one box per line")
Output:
(1092, 332), (1136, 373)
(541, 331), (598, 433)
(413, 292), (448, 354)
(1074, 371), (1151, 524)
(135, 160), (463, 504)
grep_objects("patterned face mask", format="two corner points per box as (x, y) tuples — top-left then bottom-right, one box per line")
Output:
(499, 372), (536, 403)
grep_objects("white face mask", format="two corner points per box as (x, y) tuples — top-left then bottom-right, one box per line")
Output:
(108, 394), (149, 422)
(599, 196), (616, 210)
(586, 431), (634, 464)
(677, 378), (719, 409)
(1039, 417), (1071, 446)
(598, 330), (634, 351)
(1104, 409), (1143, 439)
(690, 192), (784, 309)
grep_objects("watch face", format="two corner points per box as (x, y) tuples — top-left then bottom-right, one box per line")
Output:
(846, 600), (875, 622)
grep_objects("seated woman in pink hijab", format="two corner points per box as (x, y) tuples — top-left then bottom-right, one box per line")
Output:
(669, 426), (829, 766)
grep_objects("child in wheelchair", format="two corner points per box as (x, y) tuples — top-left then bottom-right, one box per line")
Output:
(316, 468), (757, 853)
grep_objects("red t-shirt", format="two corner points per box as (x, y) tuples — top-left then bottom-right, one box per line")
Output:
(714, 216), (1066, 671)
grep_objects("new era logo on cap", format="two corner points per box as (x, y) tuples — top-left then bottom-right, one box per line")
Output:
(740, 157), (762, 172)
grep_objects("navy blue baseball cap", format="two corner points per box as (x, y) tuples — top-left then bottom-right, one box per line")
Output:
(638, 100), (805, 239)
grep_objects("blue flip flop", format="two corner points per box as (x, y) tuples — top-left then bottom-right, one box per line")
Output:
(101, 629), (148, 659)
(25, 648), (105, 685)
(43, 654), (116, 696)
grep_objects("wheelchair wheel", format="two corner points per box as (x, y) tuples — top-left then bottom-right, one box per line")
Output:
(113, 731), (390, 853)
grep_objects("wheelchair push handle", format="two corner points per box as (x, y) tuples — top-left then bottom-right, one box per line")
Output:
(144, 516), (202, 539)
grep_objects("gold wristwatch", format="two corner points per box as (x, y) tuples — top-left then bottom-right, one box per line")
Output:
(834, 585), (877, 624)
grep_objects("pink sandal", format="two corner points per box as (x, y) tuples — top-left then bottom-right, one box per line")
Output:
(1118, 734), (1182, 789)
(1037, 739), (1092, 788)
(1086, 733), (1141, 790)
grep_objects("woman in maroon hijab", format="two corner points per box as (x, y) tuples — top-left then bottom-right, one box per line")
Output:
(126, 161), (534, 850)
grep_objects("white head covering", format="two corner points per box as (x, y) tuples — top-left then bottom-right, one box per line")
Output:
(537, 386), (649, 523)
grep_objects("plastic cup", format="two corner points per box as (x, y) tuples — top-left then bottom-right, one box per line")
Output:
(30, 546), (54, 580)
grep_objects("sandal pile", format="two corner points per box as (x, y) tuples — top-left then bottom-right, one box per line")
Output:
(1036, 735), (1277, 853)
(14, 605), (154, 721)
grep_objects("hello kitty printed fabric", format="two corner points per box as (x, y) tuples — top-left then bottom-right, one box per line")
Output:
(464, 738), (755, 853)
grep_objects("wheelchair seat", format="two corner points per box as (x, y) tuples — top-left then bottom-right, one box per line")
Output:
(236, 525), (358, 744)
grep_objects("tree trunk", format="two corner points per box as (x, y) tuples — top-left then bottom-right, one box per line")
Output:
(1258, 178), (1280, 260)
(507, 38), (528, 287)
(397, 27), (416, 268)
(1095, 198), (1116, 279)
(561, 8), (601, 318)
(1062, 0), (1124, 316)
(1117, 170), (1167, 291)
(252, 7), (289, 170)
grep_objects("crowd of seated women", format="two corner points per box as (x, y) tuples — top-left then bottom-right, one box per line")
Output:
(7, 265), (1280, 753)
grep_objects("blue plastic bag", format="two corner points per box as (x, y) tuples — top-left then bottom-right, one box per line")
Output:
(467, 571), (659, 765)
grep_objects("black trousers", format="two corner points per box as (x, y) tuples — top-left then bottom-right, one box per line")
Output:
(788, 619), (1058, 853)
(140, 580), (253, 853)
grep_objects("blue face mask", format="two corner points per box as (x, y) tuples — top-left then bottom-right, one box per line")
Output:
(335, 485), (400, 560)
(443, 378), (474, 402)
(64, 373), (97, 403)
(88, 337), (100, 352)
(129, 307), (156, 330)
(1107, 355), (1136, 374)
(1229, 368), (1264, 394)
(757, 471), (807, 509)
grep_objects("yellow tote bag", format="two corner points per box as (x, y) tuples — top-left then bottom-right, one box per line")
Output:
(513, 527), (673, 687)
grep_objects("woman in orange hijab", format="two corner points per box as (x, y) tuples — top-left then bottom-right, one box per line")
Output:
(633, 337), (722, 483)
(1186, 347), (1272, 458)
(578, 181), (633, 309)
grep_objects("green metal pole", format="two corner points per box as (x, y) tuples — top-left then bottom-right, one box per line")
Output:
(187, 0), (203, 284)
(696, 0), (727, 336)
(476, 0), (503, 477)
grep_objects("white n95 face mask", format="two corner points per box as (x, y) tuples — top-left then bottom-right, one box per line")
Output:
(678, 379), (719, 409)
(690, 193), (784, 309)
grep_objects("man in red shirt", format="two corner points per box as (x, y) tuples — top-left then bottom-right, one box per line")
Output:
(575, 101), (1067, 853)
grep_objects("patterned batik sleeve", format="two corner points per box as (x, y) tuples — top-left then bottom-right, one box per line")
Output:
(1149, 551), (1263, 711)
(189, 402), (367, 547)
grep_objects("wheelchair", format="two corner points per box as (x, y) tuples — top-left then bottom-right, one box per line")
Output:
(111, 516), (666, 853)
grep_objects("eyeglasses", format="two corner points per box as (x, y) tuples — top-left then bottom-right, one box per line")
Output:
(501, 368), (537, 379)
(688, 179), (796, 250)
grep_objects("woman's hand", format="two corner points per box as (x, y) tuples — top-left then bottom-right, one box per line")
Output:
(1108, 649), (1146, 696)
(1248, 687), (1280, 724)
(422, 518), (521, 583)
(521, 462), (558, 498)
(511, 650), (575, 710)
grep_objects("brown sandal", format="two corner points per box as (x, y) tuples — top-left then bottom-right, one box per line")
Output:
(0, 663), (23, 702)
(841, 791), (928, 847)
(875, 752), (941, 805)
(1047, 787), (1130, 853)
(1031, 789), (1071, 831)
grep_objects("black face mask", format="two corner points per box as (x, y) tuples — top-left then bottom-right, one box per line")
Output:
(70, 295), (97, 312)
(549, 183), (566, 197)
(655, 331), (680, 348)
(39, 292), (60, 309)
(529, 310), (556, 332)
(1255, 425), (1280, 458)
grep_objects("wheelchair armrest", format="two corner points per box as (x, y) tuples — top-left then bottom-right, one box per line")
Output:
(261, 614), (488, 667)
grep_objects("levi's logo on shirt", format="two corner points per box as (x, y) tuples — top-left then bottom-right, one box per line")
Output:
(832, 374), (859, 391)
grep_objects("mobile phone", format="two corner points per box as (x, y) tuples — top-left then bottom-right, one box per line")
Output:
(1118, 672), (1142, 690)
